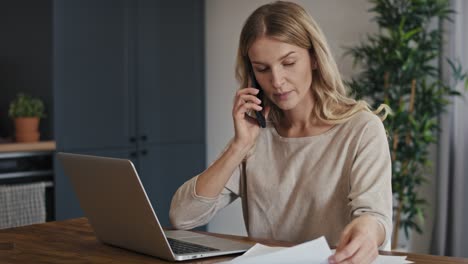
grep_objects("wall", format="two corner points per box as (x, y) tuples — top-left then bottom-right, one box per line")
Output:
(0, 0), (53, 140)
(205, 0), (435, 253)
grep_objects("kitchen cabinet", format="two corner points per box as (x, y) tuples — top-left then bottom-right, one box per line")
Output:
(54, 0), (205, 228)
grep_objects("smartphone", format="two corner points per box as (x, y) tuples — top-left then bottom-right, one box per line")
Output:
(249, 68), (266, 128)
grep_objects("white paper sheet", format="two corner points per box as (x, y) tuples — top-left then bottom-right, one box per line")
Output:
(219, 236), (332, 264)
(330, 249), (413, 264)
(234, 243), (287, 260)
(218, 236), (413, 264)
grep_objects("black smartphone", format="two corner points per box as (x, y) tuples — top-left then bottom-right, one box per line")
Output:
(249, 68), (266, 128)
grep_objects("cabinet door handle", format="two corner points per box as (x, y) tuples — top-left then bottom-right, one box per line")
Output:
(141, 150), (148, 156)
(130, 152), (137, 158)
(141, 135), (147, 141)
(130, 137), (136, 143)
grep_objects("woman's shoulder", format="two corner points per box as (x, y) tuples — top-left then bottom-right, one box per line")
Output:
(345, 112), (389, 147)
(346, 110), (384, 129)
(336, 111), (387, 141)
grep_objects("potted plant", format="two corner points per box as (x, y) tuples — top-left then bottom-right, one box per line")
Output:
(8, 93), (46, 143)
(346, 0), (468, 249)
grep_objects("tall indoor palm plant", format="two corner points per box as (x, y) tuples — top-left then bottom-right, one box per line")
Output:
(346, 0), (468, 249)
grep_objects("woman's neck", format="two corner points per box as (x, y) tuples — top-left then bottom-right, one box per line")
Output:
(278, 104), (334, 138)
(278, 116), (333, 138)
(282, 88), (316, 128)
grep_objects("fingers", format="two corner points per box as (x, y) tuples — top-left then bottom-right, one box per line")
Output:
(334, 240), (378, 264)
(233, 88), (263, 119)
(331, 236), (362, 263)
(235, 88), (264, 101)
(336, 227), (352, 252)
(234, 88), (259, 105)
(236, 94), (262, 107)
(330, 234), (378, 264)
(233, 102), (262, 119)
(330, 216), (381, 264)
(240, 102), (263, 112)
(354, 242), (378, 264)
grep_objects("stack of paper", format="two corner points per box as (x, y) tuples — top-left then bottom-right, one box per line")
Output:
(218, 236), (413, 264)
(330, 249), (413, 264)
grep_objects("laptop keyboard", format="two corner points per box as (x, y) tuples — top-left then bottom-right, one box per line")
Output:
(167, 238), (220, 255)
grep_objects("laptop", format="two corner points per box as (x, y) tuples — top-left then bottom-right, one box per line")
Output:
(57, 152), (252, 261)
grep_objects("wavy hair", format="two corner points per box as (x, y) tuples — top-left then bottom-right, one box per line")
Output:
(235, 1), (391, 124)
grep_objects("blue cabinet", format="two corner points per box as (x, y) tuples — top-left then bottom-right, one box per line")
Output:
(137, 143), (205, 226)
(54, 0), (136, 150)
(54, 0), (205, 228)
(136, 0), (205, 144)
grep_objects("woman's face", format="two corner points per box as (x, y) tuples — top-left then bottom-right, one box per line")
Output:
(248, 36), (314, 111)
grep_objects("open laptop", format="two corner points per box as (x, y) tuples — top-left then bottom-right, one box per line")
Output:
(57, 152), (252, 261)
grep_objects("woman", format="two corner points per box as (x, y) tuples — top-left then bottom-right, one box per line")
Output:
(170, 1), (392, 263)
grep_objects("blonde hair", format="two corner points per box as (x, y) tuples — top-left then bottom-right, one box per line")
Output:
(235, 1), (391, 124)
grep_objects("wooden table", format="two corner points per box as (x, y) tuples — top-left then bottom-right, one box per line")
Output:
(0, 218), (467, 263)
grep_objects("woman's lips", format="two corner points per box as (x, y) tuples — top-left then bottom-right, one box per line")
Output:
(274, 91), (292, 101)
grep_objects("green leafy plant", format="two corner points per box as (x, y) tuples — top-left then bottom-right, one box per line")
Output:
(346, 0), (467, 248)
(8, 93), (46, 118)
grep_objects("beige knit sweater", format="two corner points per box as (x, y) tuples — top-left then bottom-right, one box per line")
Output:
(170, 111), (392, 248)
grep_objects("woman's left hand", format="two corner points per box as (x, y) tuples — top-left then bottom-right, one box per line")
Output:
(328, 215), (384, 264)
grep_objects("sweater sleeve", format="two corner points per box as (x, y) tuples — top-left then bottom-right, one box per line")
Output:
(348, 115), (393, 250)
(169, 167), (241, 230)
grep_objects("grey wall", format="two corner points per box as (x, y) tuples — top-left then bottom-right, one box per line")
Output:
(205, 0), (435, 253)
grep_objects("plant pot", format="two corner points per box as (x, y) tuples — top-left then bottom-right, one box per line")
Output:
(14, 117), (40, 143)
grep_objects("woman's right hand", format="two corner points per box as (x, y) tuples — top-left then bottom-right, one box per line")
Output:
(232, 87), (270, 152)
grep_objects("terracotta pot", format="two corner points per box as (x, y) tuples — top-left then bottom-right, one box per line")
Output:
(14, 117), (40, 142)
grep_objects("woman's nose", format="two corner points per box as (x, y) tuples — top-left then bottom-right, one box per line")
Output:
(271, 67), (285, 89)
(271, 69), (284, 89)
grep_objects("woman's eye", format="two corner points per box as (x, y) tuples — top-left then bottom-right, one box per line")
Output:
(284, 61), (296, 66)
(255, 68), (268, 73)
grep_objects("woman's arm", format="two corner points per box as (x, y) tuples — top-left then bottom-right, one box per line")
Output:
(330, 113), (392, 264)
(195, 140), (251, 197)
(169, 140), (248, 229)
(170, 87), (269, 229)
(196, 87), (270, 197)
